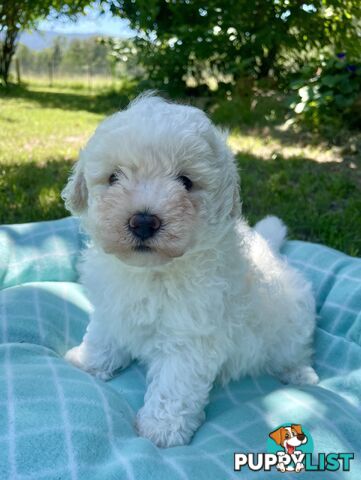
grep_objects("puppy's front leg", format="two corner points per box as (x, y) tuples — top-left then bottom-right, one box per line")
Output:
(65, 318), (131, 381)
(135, 352), (218, 448)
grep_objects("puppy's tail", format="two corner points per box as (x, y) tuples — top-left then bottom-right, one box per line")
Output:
(254, 216), (287, 252)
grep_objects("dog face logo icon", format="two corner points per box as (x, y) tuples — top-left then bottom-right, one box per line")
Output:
(269, 424), (307, 455)
(269, 424), (308, 472)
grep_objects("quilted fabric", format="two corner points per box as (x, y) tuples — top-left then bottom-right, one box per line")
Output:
(0, 216), (360, 479)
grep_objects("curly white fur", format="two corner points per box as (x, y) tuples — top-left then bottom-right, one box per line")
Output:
(63, 93), (318, 448)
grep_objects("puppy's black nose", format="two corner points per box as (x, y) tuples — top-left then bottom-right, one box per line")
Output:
(128, 212), (161, 240)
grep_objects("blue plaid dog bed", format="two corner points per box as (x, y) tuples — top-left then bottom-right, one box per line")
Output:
(0, 217), (360, 479)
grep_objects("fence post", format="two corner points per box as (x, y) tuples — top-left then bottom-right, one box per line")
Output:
(87, 63), (93, 92)
(48, 60), (53, 87)
(15, 57), (21, 85)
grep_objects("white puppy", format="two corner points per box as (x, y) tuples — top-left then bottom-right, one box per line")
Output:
(63, 93), (318, 448)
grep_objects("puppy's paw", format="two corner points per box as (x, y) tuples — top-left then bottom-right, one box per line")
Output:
(277, 365), (319, 385)
(64, 345), (113, 381)
(65, 345), (87, 369)
(135, 407), (194, 448)
(89, 369), (113, 381)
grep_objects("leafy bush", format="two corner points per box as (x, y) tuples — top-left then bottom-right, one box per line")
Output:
(290, 55), (361, 132)
(109, 1), (361, 94)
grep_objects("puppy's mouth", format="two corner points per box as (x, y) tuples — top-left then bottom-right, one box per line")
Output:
(133, 244), (152, 253)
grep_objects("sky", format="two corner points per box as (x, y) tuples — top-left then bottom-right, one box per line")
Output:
(38, 3), (135, 38)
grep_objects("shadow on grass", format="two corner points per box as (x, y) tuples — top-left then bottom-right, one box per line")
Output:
(209, 93), (361, 162)
(0, 83), (134, 115)
(4, 83), (358, 170)
(0, 158), (70, 224)
(210, 95), (361, 192)
(237, 152), (361, 257)
(1, 153), (360, 256)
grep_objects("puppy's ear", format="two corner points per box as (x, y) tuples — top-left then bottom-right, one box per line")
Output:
(62, 158), (88, 216)
(292, 424), (303, 435)
(269, 427), (284, 445)
(221, 139), (241, 219)
(204, 124), (241, 219)
(230, 172), (241, 218)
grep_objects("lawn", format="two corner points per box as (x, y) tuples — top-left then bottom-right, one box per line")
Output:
(0, 79), (131, 223)
(0, 78), (360, 256)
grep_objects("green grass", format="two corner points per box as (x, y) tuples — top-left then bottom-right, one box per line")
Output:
(209, 94), (361, 256)
(0, 78), (360, 256)
(0, 78), (132, 223)
(238, 153), (360, 256)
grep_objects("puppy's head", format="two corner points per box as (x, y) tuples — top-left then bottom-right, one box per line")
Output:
(62, 93), (240, 267)
(269, 425), (307, 454)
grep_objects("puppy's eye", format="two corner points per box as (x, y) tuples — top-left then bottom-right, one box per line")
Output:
(109, 173), (118, 185)
(109, 170), (125, 185)
(177, 175), (193, 191)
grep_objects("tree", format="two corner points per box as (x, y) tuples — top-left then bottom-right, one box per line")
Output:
(60, 37), (111, 75)
(0, 0), (91, 84)
(106, 0), (361, 93)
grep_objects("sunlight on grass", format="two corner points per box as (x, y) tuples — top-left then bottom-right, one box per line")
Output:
(228, 128), (343, 164)
(0, 87), (105, 167)
(22, 74), (124, 91)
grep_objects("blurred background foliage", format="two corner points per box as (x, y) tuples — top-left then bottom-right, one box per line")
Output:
(104, 0), (361, 132)
(2, 0), (361, 133)
(107, 0), (360, 84)
(0, 0), (92, 83)
(289, 55), (361, 131)
(14, 37), (141, 79)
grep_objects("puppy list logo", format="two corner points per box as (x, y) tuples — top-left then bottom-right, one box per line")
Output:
(234, 423), (354, 473)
